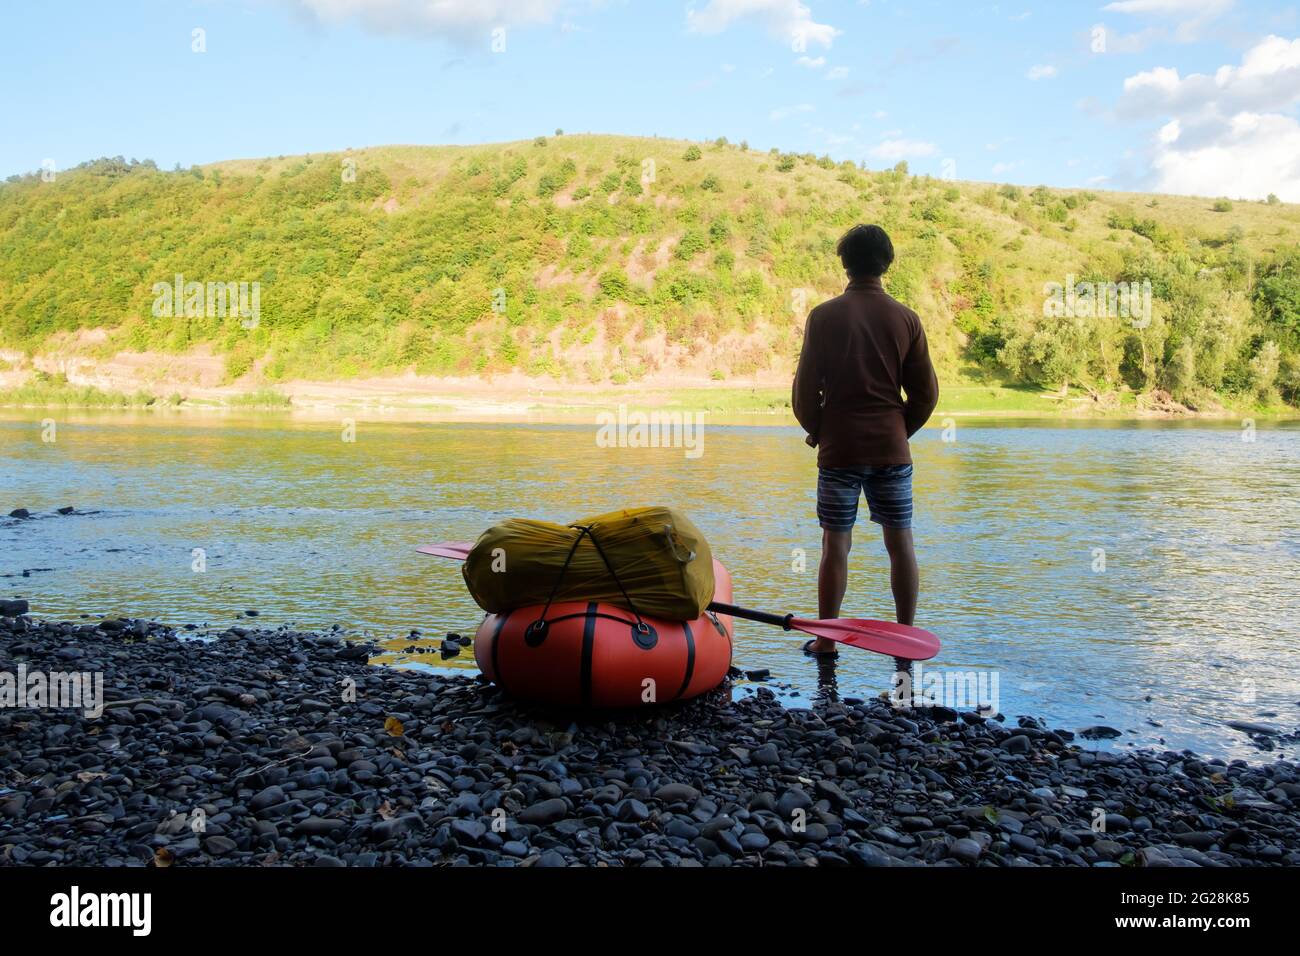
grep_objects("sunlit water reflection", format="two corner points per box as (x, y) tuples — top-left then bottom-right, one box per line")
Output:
(3, 410), (1297, 761)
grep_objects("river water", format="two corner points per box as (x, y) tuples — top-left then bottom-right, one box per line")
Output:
(3, 410), (1298, 761)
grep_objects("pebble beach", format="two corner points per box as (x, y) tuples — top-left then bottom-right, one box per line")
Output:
(2, 609), (1298, 868)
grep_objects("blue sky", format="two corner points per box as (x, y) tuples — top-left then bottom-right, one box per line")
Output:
(3, 0), (1299, 198)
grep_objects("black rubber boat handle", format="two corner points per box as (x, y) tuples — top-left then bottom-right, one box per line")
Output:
(707, 601), (794, 630)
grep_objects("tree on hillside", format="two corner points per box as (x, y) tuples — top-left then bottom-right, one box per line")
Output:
(1255, 248), (1300, 344)
(1249, 340), (1281, 402)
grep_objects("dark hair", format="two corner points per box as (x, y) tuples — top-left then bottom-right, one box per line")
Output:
(837, 224), (894, 278)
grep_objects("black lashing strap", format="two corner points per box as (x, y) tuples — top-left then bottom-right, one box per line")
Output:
(671, 621), (696, 701)
(579, 602), (598, 707)
(525, 524), (655, 649)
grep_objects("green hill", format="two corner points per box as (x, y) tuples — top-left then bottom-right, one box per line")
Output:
(2, 134), (1298, 413)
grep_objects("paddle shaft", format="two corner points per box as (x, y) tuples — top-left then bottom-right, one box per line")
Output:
(710, 599), (931, 662)
(707, 601), (793, 630)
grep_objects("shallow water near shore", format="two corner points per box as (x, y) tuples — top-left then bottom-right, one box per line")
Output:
(3, 410), (1299, 762)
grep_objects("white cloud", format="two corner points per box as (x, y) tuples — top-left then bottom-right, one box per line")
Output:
(1027, 64), (1058, 80)
(1104, 0), (1230, 14)
(687, 0), (840, 49)
(809, 125), (853, 145)
(1119, 36), (1300, 115)
(769, 103), (815, 121)
(1092, 24), (1164, 53)
(1151, 111), (1300, 200)
(1121, 66), (1184, 111)
(1117, 35), (1300, 199)
(796, 55), (826, 68)
(1103, 0), (1234, 41)
(284, 0), (572, 37)
(869, 138), (938, 160)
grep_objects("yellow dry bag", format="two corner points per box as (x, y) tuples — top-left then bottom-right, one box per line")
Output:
(461, 506), (714, 621)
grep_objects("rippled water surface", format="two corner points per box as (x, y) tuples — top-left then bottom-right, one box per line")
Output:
(3, 410), (1298, 761)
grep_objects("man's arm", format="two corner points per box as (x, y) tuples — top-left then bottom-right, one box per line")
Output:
(791, 310), (823, 443)
(901, 317), (939, 438)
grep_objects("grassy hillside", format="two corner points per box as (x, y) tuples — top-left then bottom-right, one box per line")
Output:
(2, 134), (1299, 412)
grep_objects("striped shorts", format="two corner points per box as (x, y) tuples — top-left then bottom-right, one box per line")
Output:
(817, 464), (914, 531)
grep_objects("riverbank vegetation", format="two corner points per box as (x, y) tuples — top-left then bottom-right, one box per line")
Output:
(0, 371), (155, 408)
(0, 371), (293, 410)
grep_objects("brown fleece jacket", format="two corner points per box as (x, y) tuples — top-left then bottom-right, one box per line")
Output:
(792, 275), (939, 467)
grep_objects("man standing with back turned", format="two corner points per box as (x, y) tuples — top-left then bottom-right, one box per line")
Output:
(792, 224), (939, 658)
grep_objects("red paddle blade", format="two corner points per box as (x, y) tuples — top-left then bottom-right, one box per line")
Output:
(416, 541), (473, 561)
(791, 617), (940, 661)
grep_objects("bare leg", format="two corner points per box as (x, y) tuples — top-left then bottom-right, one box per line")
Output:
(882, 525), (919, 687)
(882, 526), (918, 625)
(814, 528), (852, 653)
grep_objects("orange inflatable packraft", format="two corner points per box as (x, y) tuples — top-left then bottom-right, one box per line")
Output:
(473, 559), (734, 708)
